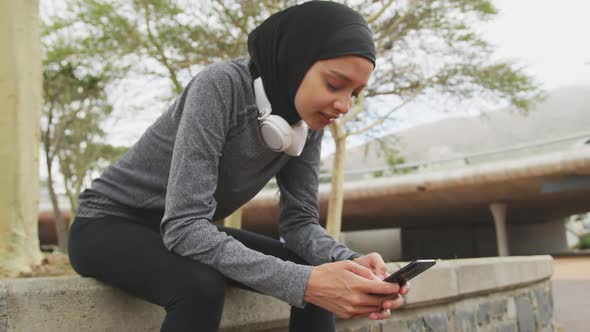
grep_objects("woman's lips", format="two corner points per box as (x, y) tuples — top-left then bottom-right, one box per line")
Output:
(320, 112), (337, 124)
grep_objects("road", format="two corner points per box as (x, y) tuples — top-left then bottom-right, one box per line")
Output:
(551, 256), (590, 332)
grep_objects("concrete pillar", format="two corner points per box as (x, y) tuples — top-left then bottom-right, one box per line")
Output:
(0, 0), (44, 276)
(490, 202), (510, 256)
(223, 208), (243, 229)
(341, 228), (402, 262)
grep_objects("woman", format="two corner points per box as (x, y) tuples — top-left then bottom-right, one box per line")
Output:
(68, 1), (409, 331)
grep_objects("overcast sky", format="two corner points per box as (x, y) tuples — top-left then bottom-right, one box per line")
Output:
(483, 0), (590, 89)
(375, 0), (590, 151)
(39, 0), (590, 155)
(102, 0), (590, 148)
(38, 0), (590, 200)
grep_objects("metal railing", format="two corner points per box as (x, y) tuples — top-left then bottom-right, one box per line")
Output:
(265, 131), (590, 188)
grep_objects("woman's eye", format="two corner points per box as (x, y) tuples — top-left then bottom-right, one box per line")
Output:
(326, 82), (340, 91)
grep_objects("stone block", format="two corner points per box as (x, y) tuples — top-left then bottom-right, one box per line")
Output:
(494, 256), (553, 289)
(424, 313), (448, 332)
(454, 310), (476, 332)
(408, 318), (425, 332)
(353, 326), (371, 332)
(401, 260), (459, 305)
(477, 302), (491, 326)
(533, 287), (552, 328)
(381, 320), (407, 332)
(369, 324), (383, 332)
(506, 298), (516, 320)
(491, 300), (507, 320)
(452, 259), (497, 295)
(0, 282), (8, 332)
(352, 325), (381, 332)
(515, 294), (536, 332)
(495, 322), (517, 332)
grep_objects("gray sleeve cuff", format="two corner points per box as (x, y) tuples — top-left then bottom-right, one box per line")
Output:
(289, 264), (314, 308)
(346, 252), (364, 261)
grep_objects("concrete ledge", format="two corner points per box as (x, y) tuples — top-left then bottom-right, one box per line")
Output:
(0, 256), (553, 331)
(0, 277), (289, 332)
(400, 255), (553, 306)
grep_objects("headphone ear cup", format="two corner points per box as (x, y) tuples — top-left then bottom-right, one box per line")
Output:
(260, 114), (292, 152)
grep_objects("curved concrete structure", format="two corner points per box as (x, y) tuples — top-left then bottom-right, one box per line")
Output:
(241, 147), (590, 235)
(0, 256), (555, 332)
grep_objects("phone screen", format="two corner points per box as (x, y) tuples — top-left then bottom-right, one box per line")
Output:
(383, 259), (436, 286)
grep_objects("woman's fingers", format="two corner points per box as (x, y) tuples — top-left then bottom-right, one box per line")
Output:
(370, 253), (388, 277)
(345, 260), (380, 281)
(381, 294), (405, 310)
(359, 277), (399, 295)
(400, 281), (411, 295)
(368, 308), (391, 320)
(352, 292), (398, 307)
(352, 253), (389, 279)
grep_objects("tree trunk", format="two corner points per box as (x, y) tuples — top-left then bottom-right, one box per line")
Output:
(46, 165), (69, 253)
(223, 208), (242, 229)
(325, 124), (347, 240)
(0, 0), (44, 278)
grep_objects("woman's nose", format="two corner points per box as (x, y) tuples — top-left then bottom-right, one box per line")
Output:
(334, 97), (351, 115)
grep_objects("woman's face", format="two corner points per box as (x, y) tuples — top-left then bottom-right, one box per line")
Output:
(294, 55), (373, 130)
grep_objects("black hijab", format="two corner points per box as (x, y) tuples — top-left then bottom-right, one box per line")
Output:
(247, 1), (376, 125)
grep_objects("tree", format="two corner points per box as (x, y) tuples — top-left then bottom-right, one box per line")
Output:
(322, 0), (543, 239)
(41, 57), (126, 252)
(45, 0), (298, 228)
(45, 1), (543, 240)
(0, 0), (45, 278)
(368, 136), (408, 178)
(57, 119), (128, 220)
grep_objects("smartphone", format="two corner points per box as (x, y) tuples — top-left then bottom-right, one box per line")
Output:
(383, 259), (436, 286)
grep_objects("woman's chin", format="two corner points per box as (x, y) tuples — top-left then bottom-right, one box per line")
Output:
(302, 117), (331, 131)
(307, 122), (327, 131)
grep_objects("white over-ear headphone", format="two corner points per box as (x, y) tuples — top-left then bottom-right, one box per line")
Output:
(253, 77), (308, 156)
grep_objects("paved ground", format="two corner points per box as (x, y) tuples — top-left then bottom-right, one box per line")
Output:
(551, 256), (590, 332)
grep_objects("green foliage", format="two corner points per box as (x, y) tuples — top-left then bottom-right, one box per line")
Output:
(580, 232), (590, 250)
(40, 0), (545, 218)
(366, 136), (410, 177)
(41, 42), (127, 219)
(47, 0), (542, 137)
(45, 0), (298, 95)
(350, 0), (542, 123)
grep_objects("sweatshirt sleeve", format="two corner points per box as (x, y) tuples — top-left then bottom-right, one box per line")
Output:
(276, 130), (361, 265)
(160, 65), (312, 307)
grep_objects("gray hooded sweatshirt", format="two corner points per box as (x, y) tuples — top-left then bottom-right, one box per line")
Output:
(76, 58), (360, 307)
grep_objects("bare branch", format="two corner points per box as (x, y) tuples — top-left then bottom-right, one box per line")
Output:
(341, 92), (365, 126)
(214, 0), (250, 36)
(367, 0), (395, 25)
(139, 0), (183, 92)
(346, 88), (423, 137)
(375, 0), (416, 39)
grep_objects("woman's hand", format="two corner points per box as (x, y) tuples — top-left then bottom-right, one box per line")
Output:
(352, 252), (389, 280)
(303, 260), (403, 319)
(352, 253), (411, 320)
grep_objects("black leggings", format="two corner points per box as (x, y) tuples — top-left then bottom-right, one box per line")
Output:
(68, 215), (335, 332)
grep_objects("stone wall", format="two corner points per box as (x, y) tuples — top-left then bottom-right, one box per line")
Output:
(333, 280), (554, 332)
(0, 256), (554, 331)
